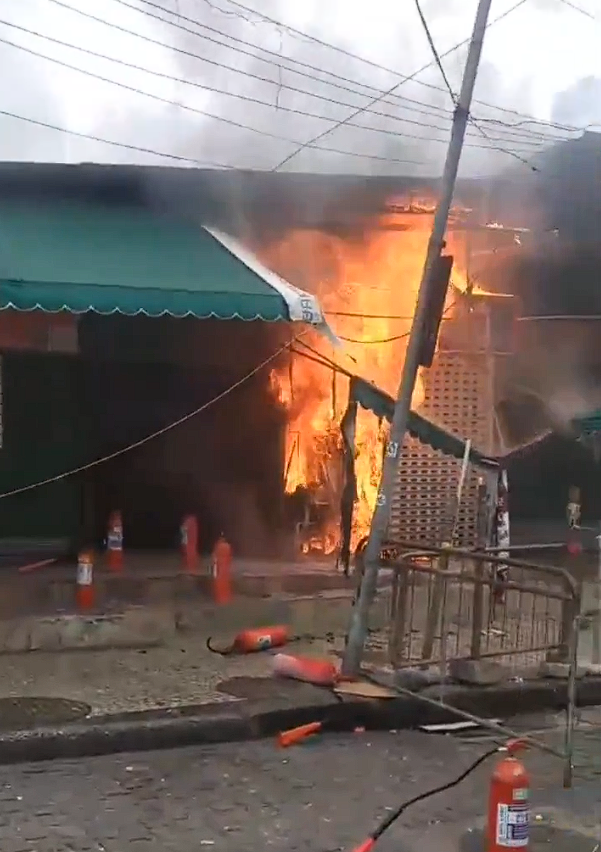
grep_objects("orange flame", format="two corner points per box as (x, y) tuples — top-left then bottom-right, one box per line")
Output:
(262, 210), (482, 554)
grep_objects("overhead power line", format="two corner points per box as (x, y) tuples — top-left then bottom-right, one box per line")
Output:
(411, 0), (539, 172)
(210, 0), (579, 132)
(0, 20), (550, 161)
(0, 34), (431, 167)
(41, 1), (563, 150)
(555, 0), (596, 19)
(412, 0), (456, 103)
(0, 108), (239, 168)
(268, 0), (532, 171)
(110, 0), (569, 142)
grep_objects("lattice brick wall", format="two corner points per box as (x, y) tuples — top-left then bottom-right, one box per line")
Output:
(388, 349), (494, 547)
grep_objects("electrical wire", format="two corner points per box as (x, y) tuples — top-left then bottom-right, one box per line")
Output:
(0, 108), (238, 168)
(107, 0), (566, 144)
(412, 0), (456, 104)
(292, 339), (356, 380)
(555, 0), (596, 19)
(209, 0), (572, 132)
(30, 6), (552, 153)
(267, 0), (533, 171)
(327, 311), (416, 320)
(0, 35), (426, 168)
(0, 336), (297, 502)
(335, 302), (456, 345)
(410, 0), (543, 172)
(349, 746), (500, 852)
(337, 331), (410, 345)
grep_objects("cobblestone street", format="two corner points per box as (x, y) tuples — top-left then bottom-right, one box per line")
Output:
(0, 723), (600, 851)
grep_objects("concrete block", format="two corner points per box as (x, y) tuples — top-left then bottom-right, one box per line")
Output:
(57, 610), (164, 650)
(394, 667), (444, 692)
(29, 617), (63, 651)
(580, 580), (601, 619)
(449, 658), (508, 686)
(175, 597), (292, 636)
(0, 608), (167, 654)
(538, 661), (587, 679)
(290, 592), (351, 637)
(369, 666), (443, 693)
(0, 618), (33, 653)
(176, 588), (390, 640)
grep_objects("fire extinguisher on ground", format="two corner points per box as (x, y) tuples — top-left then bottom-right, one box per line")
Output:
(180, 514), (199, 574)
(212, 534), (232, 604)
(487, 741), (529, 851)
(106, 510), (123, 572)
(347, 740), (529, 852)
(76, 550), (95, 611)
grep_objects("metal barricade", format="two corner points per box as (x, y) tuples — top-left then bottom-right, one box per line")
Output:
(385, 542), (580, 675)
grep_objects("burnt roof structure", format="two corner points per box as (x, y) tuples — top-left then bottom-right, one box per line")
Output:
(0, 160), (498, 237)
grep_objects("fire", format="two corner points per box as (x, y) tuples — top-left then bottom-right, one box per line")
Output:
(262, 210), (475, 555)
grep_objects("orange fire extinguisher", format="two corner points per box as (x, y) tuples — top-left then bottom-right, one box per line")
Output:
(211, 534), (232, 604)
(76, 550), (95, 611)
(206, 624), (289, 655)
(487, 741), (529, 851)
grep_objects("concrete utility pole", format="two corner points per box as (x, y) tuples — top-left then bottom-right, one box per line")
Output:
(342, 0), (495, 677)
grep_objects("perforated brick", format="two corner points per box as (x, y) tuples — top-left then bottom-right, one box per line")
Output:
(388, 342), (495, 548)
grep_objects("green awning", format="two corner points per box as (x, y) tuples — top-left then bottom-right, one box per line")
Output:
(0, 198), (327, 325)
(350, 376), (498, 468)
(573, 410), (601, 436)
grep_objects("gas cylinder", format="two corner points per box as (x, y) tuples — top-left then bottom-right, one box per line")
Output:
(487, 745), (529, 851)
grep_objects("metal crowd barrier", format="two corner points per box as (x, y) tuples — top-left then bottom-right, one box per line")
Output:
(383, 541), (580, 675)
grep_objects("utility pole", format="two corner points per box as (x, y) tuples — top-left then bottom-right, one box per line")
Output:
(342, 0), (494, 677)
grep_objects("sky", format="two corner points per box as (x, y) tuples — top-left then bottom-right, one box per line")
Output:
(0, 0), (599, 176)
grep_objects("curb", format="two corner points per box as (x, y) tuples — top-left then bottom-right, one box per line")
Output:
(1, 676), (601, 765)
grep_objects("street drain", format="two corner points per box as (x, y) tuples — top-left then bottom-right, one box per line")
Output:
(0, 697), (91, 731)
(217, 676), (332, 703)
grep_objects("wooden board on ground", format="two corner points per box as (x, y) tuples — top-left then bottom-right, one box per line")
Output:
(334, 680), (397, 699)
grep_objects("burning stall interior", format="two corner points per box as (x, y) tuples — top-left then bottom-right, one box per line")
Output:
(76, 190), (522, 561)
(264, 131), (601, 554)
(261, 203), (521, 557)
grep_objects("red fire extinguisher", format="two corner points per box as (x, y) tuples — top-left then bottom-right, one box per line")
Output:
(211, 534), (232, 604)
(487, 740), (529, 851)
(206, 624), (289, 655)
(106, 510), (123, 572)
(180, 515), (199, 574)
(76, 550), (95, 611)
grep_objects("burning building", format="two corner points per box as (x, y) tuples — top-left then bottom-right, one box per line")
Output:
(264, 202), (520, 555)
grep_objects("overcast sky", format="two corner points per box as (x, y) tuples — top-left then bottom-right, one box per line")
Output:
(0, 0), (598, 176)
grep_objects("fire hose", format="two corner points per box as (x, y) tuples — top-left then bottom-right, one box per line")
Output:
(349, 741), (523, 852)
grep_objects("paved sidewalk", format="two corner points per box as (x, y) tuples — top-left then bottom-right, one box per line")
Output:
(0, 726), (600, 851)
(0, 633), (341, 720)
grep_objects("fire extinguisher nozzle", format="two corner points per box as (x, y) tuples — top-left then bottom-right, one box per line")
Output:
(350, 839), (375, 852)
